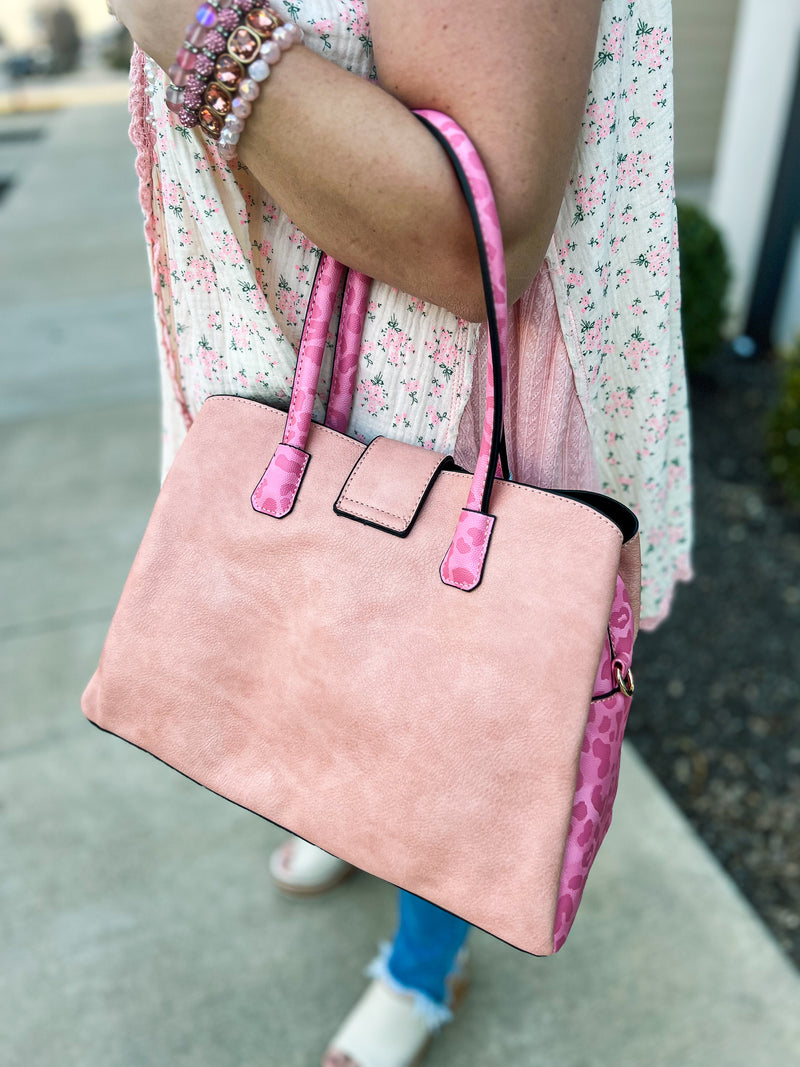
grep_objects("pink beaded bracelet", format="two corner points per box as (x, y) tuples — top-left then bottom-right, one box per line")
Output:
(165, 0), (303, 159)
(211, 15), (304, 158)
(165, 1), (263, 125)
(164, 0), (228, 120)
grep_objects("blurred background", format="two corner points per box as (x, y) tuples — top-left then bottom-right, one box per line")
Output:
(1, 2), (799, 1065)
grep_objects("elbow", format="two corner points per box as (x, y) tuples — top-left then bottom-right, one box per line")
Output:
(424, 177), (558, 323)
(449, 210), (553, 324)
(500, 195), (558, 309)
(506, 222), (553, 307)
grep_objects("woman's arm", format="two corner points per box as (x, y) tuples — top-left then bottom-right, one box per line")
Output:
(115, 0), (601, 322)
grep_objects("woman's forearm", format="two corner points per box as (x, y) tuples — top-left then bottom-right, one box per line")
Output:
(129, 21), (527, 322)
(234, 45), (491, 322)
(117, 0), (601, 321)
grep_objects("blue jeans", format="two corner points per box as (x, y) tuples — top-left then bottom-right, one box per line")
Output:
(365, 889), (472, 1030)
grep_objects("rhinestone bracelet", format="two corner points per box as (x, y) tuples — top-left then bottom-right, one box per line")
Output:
(202, 9), (303, 157)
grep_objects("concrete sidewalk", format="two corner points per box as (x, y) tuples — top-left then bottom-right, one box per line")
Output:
(2, 102), (799, 1067)
(0, 68), (131, 117)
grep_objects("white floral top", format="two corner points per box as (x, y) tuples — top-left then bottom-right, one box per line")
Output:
(129, 0), (692, 628)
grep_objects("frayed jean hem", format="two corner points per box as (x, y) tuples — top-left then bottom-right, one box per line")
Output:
(364, 940), (466, 1032)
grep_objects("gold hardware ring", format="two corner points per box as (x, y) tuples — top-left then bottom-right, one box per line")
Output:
(614, 664), (635, 698)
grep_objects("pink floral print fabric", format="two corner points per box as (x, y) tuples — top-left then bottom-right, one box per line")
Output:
(283, 255), (346, 448)
(545, 0), (693, 626)
(130, 0), (692, 628)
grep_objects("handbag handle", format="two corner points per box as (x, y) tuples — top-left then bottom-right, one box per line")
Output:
(323, 267), (511, 481)
(253, 109), (508, 590)
(324, 268), (371, 434)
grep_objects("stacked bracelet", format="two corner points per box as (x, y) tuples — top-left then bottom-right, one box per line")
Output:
(164, 0), (303, 160)
(164, 1), (229, 122)
(206, 10), (303, 158)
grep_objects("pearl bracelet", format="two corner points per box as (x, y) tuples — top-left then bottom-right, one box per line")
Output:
(209, 14), (304, 158)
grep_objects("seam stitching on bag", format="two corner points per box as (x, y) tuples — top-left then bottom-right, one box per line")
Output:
(340, 454), (445, 528)
(204, 398), (624, 542)
(338, 500), (406, 526)
(441, 513), (494, 590)
(210, 396), (363, 453)
(335, 438), (379, 504)
(490, 482), (623, 538)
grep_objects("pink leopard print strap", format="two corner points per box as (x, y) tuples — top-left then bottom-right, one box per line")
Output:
(255, 253), (345, 517)
(265, 110), (508, 551)
(439, 509), (495, 591)
(413, 111), (508, 588)
(325, 269), (371, 434)
(251, 443), (310, 519)
(413, 110), (508, 518)
(283, 253), (346, 450)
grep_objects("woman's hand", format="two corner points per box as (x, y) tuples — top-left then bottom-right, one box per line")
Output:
(110, 0), (197, 73)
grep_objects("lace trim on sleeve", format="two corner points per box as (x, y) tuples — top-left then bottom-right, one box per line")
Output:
(128, 45), (192, 431)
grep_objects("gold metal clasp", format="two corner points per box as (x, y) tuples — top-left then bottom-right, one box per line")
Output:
(614, 664), (635, 698)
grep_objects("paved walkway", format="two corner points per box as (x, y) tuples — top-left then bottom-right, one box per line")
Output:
(2, 102), (799, 1067)
(0, 67), (131, 116)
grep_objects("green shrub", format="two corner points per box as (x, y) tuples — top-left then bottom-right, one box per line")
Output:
(676, 201), (732, 371)
(767, 339), (800, 504)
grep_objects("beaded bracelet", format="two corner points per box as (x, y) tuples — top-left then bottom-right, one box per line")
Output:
(205, 11), (303, 157)
(165, 1), (262, 126)
(164, 1), (231, 120)
(165, 0), (303, 160)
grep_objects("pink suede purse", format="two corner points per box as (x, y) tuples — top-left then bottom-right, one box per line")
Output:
(82, 110), (641, 955)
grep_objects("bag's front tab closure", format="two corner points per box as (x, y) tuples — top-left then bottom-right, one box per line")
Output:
(334, 436), (453, 537)
(252, 443), (310, 518)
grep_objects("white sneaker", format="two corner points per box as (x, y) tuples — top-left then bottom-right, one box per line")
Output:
(269, 833), (354, 895)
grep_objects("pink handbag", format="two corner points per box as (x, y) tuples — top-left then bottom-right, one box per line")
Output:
(82, 110), (641, 956)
